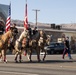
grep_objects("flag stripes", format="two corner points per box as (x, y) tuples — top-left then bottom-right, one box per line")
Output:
(6, 3), (11, 32)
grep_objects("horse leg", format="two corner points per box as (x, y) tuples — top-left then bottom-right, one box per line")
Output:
(43, 49), (46, 61)
(0, 53), (2, 58)
(1, 50), (4, 61)
(25, 49), (30, 61)
(0, 51), (3, 61)
(37, 48), (41, 62)
(14, 52), (18, 63)
(19, 54), (22, 63)
(0, 51), (2, 58)
(3, 50), (7, 63)
(26, 53), (30, 60)
(29, 49), (32, 62)
(0, 50), (7, 62)
(18, 49), (22, 63)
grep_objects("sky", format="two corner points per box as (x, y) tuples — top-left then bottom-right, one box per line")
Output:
(0, 0), (76, 24)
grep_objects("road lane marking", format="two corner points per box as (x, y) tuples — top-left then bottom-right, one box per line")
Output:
(0, 71), (39, 75)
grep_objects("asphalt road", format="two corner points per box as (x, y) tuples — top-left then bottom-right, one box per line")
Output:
(0, 54), (76, 75)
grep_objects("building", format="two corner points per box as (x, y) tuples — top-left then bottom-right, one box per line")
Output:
(0, 4), (9, 24)
(0, 4), (9, 34)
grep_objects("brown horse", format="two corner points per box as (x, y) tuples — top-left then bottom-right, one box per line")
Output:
(38, 30), (48, 61)
(27, 30), (48, 62)
(0, 27), (17, 63)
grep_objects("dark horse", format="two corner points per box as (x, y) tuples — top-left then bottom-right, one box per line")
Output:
(27, 30), (48, 62)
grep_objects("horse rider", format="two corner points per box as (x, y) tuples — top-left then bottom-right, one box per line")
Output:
(33, 26), (38, 35)
(27, 24), (32, 39)
(25, 24), (33, 48)
(12, 23), (18, 38)
(11, 23), (18, 44)
(8, 23), (18, 53)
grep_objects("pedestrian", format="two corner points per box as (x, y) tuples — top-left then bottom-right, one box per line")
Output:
(62, 37), (72, 59)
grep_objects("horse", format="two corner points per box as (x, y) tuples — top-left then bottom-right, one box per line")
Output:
(27, 30), (48, 62)
(14, 29), (29, 63)
(7, 27), (18, 54)
(38, 30), (48, 61)
(27, 31), (40, 62)
(0, 27), (17, 63)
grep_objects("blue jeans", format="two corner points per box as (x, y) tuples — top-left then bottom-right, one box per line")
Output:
(62, 48), (72, 59)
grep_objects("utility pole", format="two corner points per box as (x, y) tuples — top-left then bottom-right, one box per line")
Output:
(32, 9), (40, 27)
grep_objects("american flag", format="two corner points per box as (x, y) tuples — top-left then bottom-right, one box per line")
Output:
(24, 0), (28, 30)
(6, 3), (11, 32)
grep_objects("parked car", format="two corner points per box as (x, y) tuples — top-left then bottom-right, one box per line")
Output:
(44, 42), (64, 54)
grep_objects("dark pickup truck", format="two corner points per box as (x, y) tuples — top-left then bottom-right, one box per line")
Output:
(44, 42), (64, 54)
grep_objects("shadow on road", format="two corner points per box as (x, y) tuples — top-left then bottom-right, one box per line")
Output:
(0, 59), (76, 64)
(9, 59), (76, 64)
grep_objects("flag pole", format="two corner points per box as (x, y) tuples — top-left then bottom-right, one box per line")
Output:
(24, 0), (28, 30)
(9, 1), (11, 27)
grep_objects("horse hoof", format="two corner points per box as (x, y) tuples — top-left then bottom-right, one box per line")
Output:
(19, 60), (22, 63)
(4, 60), (7, 63)
(43, 59), (45, 61)
(4, 61), (7, 63)
(16, 61), (18, 63)
(0, 59), (3, 62)
(15, 60), (18, 63)
(38, 60), (41, 62)
(30, 60), (32, 62)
